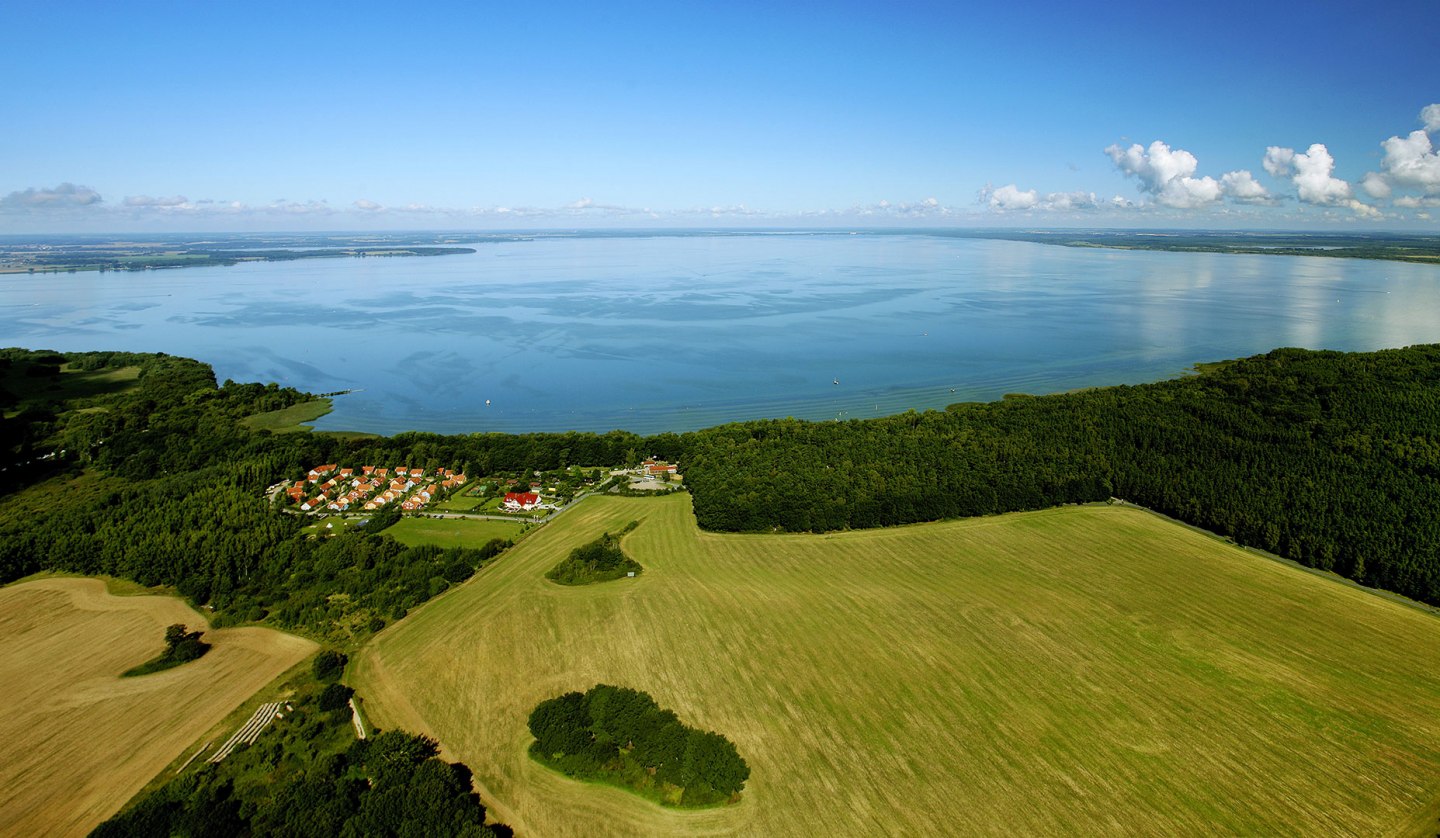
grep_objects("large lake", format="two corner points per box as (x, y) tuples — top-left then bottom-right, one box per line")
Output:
(5, 232), (1439, 435)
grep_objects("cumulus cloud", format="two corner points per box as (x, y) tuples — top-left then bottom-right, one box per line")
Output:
(1261, 143), (1377, 216)
(1262, 146), (1295, 178)
(1218, 170), (1272, 204)
(353, 198), (383, 211)
(1377, 127), (1440, 194)
(1, 182), (103, 210)
(982, 184), (1039, 211)
(979, 184), (1097, 212)
(1424, 103), (1440, 133)
(1287, 105), (1440, 216)
(1293, 144), (1353, 203)
(1359, 172), (1392, 199)
(1104, 141), (1224, 208)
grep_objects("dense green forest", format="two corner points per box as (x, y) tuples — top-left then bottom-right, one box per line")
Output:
(684, 345), (1440, 604)
(528, 684), (750, 807)
(546, 523), (642, 585)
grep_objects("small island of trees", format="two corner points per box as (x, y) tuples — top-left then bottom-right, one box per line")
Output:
(123, 624), (211, 677)
(545, 523), (642, 585)
(528, 684), (749, 807)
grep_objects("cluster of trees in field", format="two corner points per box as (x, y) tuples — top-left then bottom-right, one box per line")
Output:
(92, 669), (509, 837)
(123, 624), (211, 678)
(683, 345), (1440, 604)
(529, 684), (749, 807)
(546, 522), (642, 585)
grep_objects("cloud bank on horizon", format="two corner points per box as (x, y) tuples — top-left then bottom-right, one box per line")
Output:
(7, 102), (1436, 231)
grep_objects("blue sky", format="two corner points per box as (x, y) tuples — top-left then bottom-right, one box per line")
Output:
(3, 0), (1437, 232)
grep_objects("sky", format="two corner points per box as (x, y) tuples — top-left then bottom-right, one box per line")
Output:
(2, 0), (1438, 233)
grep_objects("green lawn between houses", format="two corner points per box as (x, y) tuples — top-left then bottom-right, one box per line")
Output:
(384, 517), (526, 550)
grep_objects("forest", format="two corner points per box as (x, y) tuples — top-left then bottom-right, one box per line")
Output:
(528, 684), (750, 807)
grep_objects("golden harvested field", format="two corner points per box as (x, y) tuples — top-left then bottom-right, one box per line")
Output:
(353, 495), (1440, 837)
(0, 578), (317, 837)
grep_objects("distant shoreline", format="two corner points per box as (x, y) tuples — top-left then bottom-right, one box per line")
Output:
(3, 228), (1439, 273)
(0, 244), (475, 274)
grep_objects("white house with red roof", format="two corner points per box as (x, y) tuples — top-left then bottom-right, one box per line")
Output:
(503, 492), (541, 512)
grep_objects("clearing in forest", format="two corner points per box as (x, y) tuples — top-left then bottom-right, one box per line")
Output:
(384, 516), (525, 549)
(353, 494), (1440, 837)
(0, 578), (316, 837)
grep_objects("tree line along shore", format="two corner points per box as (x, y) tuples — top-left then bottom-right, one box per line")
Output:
(2, 342), (1438, 630)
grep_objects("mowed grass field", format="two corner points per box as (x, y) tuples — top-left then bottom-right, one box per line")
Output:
(0, 578), (317, 837)
(385, 517), (525, 549)
(353, 495), (1440, 837)
(238, 397), (332, 433)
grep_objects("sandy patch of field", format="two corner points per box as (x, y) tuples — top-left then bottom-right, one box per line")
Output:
(0, 578), (317, 837)
(354, 495), (1440, 837)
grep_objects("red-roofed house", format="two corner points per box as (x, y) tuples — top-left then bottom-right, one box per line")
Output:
(308, 464), (338, 482)
(503, 492), (541, 512)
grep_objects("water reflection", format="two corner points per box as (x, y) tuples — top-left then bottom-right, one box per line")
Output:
(3, 234), (1438, 434)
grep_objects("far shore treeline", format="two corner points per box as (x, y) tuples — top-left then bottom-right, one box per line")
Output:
(1, 342), (1438, 639)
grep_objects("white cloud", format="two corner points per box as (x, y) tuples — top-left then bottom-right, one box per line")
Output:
(353, 198), (383, 211)
(1219, 170), (1271, 204)
(1105, 141), (1224, 208)
(1, 182), (103, 210)
(980, 184), (1097, 212)
(1394, 195), (1440, 208)
(1359, 172), (1392, 199)
(1262, 146), (1295, 178)
(983, 184), (1038, 211)
(123, 194), (189, 208)
(1378, 129), (1440, 194)
(1423, 103), (1440, 133)
(263, 199), (334, 215)
(1041, 190), (1098, 211)
(1268, 143), (1374, 216)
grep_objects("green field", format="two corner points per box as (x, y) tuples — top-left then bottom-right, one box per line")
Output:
(385, 517), (525, 549)
(435, 491), (488, 512)
(1, 364), (140, 417)
(239, 398), (332, 433)
(299, 515), (365, 537)
(353, 495), (1440, 837)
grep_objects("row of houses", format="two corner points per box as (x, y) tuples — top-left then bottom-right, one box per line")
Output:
(289, 464), (467, 514)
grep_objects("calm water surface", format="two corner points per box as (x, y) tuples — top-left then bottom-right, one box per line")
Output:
(4, 233), (1438, 434)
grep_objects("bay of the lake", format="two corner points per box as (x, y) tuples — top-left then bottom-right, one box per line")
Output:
(5, 232), (1439, 435)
